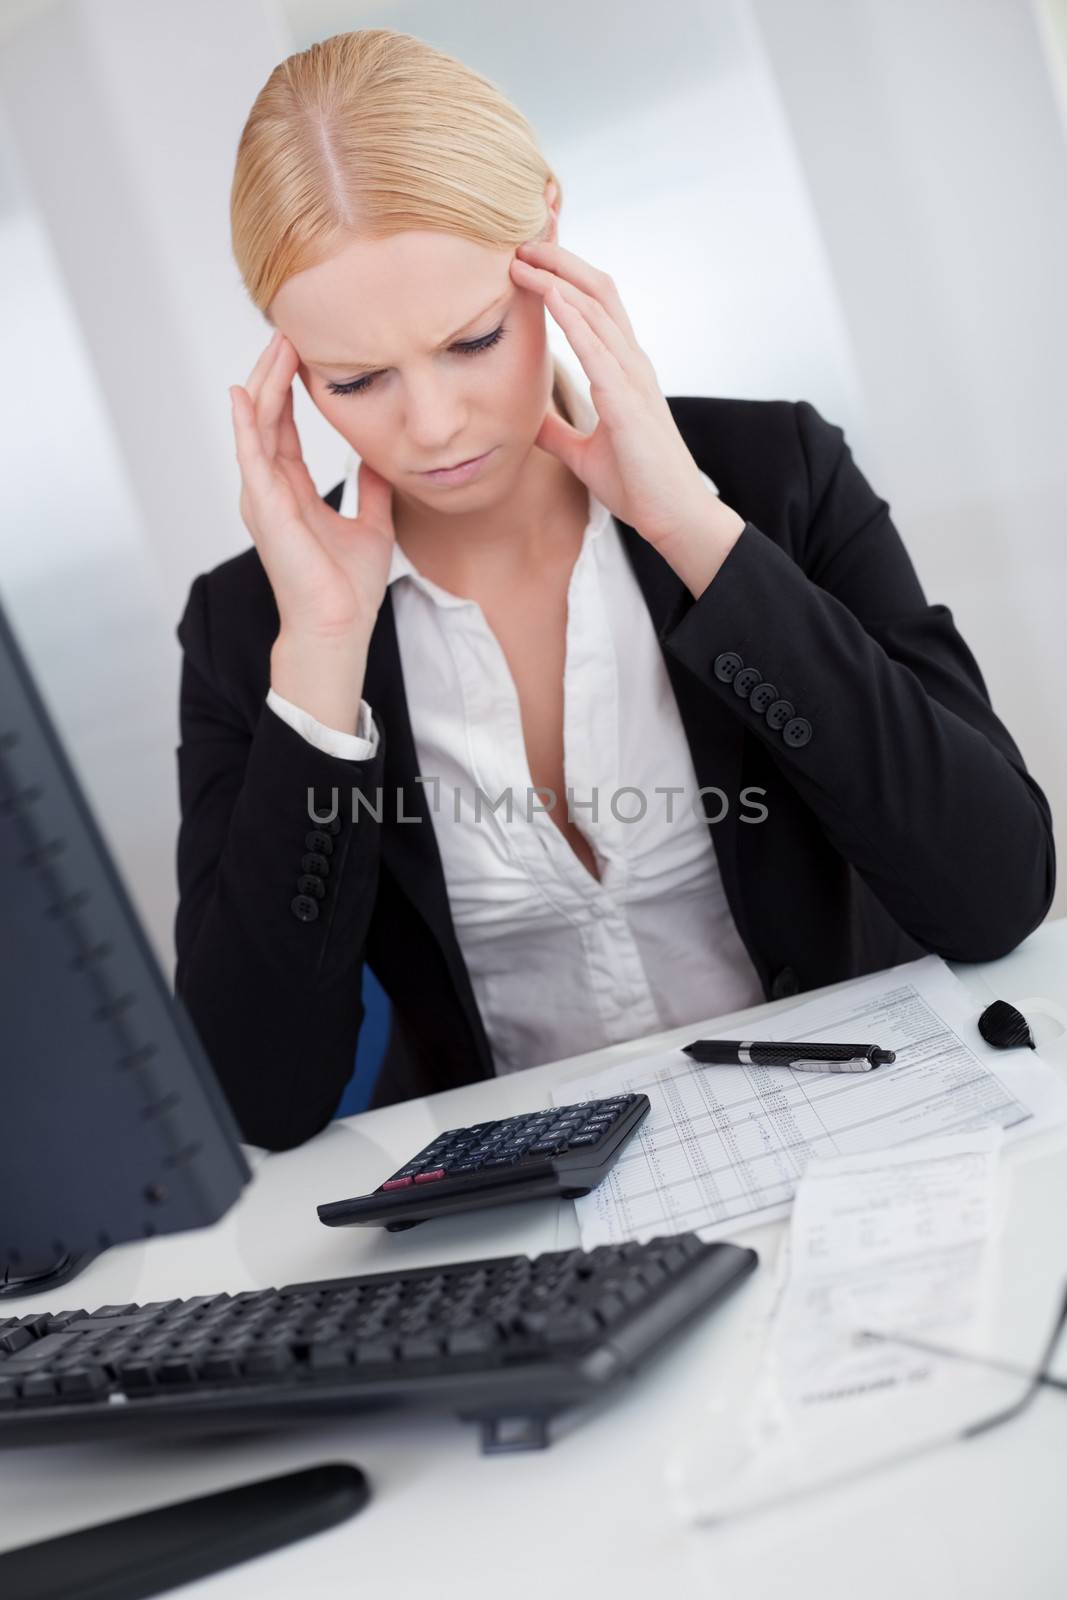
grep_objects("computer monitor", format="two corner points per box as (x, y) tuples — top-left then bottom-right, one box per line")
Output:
(0, 591), (250, 1298)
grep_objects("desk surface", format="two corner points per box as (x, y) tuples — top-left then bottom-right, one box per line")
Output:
(4, 921), (1067, 1598)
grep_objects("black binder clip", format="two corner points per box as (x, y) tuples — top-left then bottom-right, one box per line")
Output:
(977, 999), (1036, 1051)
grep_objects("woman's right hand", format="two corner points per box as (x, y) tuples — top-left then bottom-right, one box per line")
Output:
(229, 330), (396, 645)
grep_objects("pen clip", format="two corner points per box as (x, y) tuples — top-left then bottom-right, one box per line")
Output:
(788, 1057), (876, 1074)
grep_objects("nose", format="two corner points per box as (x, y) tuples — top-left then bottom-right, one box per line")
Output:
(400, 373), (471, 459)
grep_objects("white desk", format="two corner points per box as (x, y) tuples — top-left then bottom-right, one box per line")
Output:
(4, 920), (1067, 1598)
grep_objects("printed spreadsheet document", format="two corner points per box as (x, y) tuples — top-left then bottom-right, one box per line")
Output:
(554, 954), (1067, 1247)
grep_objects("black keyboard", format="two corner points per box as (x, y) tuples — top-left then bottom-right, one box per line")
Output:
(0, 1235), (757, 1454)
(318, 1093), (651, 1231)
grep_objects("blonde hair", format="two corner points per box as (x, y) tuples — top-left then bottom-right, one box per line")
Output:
(230, 27), (573, 421)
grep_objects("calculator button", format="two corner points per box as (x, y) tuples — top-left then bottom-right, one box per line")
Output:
(382, 1178), (413, 1191)
(413, 1169), (446, 1184)
(565, 1133), (599, 1147)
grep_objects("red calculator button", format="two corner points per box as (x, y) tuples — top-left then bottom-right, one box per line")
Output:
(382, 1177), (414, 1191)
(413, 1168), (447, 1184)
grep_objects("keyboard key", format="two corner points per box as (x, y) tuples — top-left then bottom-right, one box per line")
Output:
(444, 1324), (497, 1357)
(353, 1338), (397, 1365)
(399, 1334), (441, 1361)
(157, 1358), (199, 1385)
(3, 1331), (81, 1368)
(243, 1347), (295, 1377)
(677, 1234), (708, 1259)
(592, 1294), (627, 1326)
(308, 1344), (351, 1372)
(57, 1366), (109, 1398)
(637, 1259), (668, 1288)
(40, 1310), (88, 1333)
(116, 1362), (157, 1390)
(20, 1374), (58, 1400)
(542, 1313), (600, 1346)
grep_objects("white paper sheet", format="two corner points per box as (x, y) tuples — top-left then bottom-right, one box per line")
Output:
(771, 1127), (1003, 1410)
(555, 955), (1067, 1247)
(668, 1128), (1012, 1524)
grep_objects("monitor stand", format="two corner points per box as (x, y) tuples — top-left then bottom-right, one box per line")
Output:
(0, 1248), (102, 1299)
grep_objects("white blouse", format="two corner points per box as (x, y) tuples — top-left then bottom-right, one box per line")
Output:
(267, 365), (764, 1074)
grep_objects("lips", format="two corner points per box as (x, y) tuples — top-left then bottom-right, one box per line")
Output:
(422, 451), (486, 473)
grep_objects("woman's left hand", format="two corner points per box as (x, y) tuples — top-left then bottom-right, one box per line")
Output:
(509, 240), (740, 555)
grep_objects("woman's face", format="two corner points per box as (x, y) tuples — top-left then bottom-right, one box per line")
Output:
(269, 229), (557, 513)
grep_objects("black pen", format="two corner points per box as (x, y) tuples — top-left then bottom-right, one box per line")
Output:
(680, 1038), (897, 1074)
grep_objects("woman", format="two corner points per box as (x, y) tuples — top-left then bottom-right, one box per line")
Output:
(175, 28), (1054, 1151)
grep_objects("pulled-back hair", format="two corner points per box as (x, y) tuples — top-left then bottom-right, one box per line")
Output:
(230, 28), (573, 417)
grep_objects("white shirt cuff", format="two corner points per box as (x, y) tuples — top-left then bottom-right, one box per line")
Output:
(266, 687), (380, 761)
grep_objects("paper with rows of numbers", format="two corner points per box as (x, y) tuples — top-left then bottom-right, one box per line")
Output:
(667, 1126), (1012, 1525)
(553, 954), (1067, 1248)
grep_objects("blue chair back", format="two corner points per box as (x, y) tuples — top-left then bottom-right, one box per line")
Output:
(335, 966), (391, 1116)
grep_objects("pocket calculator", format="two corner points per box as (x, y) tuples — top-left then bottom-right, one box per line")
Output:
(317, 1093), (651, 1231)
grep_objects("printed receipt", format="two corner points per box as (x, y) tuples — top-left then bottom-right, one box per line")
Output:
(554, 954), (1067, 1247)
(771, 1127), (1003, 1412)
(667, 1128), (1010, 1524)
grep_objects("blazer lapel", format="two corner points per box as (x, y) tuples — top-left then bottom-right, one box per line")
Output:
(321, 478), (461, 958)
(361, 589), (496, 1076)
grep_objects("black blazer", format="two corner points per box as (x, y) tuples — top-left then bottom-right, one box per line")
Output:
(173, 397), (1055, 1151)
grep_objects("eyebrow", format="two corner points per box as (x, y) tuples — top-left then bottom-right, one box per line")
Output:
(303, 291), (512, 374)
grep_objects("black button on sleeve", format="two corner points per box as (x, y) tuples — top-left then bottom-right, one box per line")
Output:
(749, 681), (778, 715)
(783, 717), (813, 748)
(713, 651), (743, 684)
(733, 666), (763, 699)
(296, 874), (326, 899)
(290, 895), (320, 923)
(303, 830), (334, 856)
(301, 851), (330, 877)
(765, 698), (795, 731)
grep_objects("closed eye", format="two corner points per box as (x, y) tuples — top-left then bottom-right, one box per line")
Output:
(325, 323), (509, 397)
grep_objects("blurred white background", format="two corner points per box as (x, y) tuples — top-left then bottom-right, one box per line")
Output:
(1, 0), (1065, 974)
